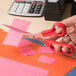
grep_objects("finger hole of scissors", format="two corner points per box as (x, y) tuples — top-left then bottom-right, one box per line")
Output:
(54, 26), (63, 34)
(54, 26), (59, 29)
(60, 47), (72, 54)
(50, 45), (55, 51)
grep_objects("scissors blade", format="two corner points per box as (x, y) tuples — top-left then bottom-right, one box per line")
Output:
(3, 24), (33, 35)
(3, 24), (45, 46)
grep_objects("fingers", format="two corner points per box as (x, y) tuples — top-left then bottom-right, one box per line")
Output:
(67, 25), (76, 44)
(33, 27), (62, 40)
(49, 35), (59, 40)
(53, 44), (62, 51)
(31, 21), (65, 40)
(53, 35), (71, 52)
(67, 25), (76, 34)
(51, 25), (76, 54)
(49, 27), (62, 40)
(62, 35), (71, 43)
(62, 41), (76, 53)
(52, 35), (73, 53)
(69, 33), (76, 45)
(61, 15), (76, 27)
(61, 36), (72, 53)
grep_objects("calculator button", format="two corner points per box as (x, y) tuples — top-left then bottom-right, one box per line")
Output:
(22, 8), (29, 13)
(10, 2), (19, 12)
(37, 5), (42, 9)
(22, 3), (31, 13)
(34, 2), (43, 14)
(31, 2), (37, 9)
(31, 1), (37, 7)
(25, 3), (31, 7)
(35, 10), (40, 14)
(16, 3), (25, 13)
(27, 2), (31, 4)
(29, 9), (34, 13)
(35, 9), (41, 14)
(35, 8), (41, 13)
(21, 1), (26, 3)
(36, 8), (41, 11)
(29, 2), (37, 13)
(31, 4), (36, 9)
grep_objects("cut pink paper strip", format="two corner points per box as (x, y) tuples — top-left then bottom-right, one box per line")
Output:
(0, 57), (49, 76)
(38, 46), (54, 54)
(37, 56), (56, 64)
(17, 39), (31, 47)
(18, 47), (35, 56)
(3, 18), (30, 46)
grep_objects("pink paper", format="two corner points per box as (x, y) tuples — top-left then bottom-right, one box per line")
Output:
(17, 39), (31, 47)
(16, 0), (22, 1)
(3, 18), (30, 46)
(0, 57), (49, 76)
(37, 56), (56, 64)
(38, 46), (54, 54)
(18, 47), (35, 56)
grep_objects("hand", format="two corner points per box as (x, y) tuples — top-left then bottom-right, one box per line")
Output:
(34, 15), (76, 57)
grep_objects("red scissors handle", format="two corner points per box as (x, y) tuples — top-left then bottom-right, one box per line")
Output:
(44, 39), (73, 55)
(41, 22), (66, 37)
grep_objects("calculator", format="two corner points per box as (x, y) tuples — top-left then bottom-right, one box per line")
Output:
(8, 0), (46, 17)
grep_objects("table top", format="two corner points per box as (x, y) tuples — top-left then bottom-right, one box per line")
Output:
(0, 0), (56, 34)
(0, 1), (75, 76)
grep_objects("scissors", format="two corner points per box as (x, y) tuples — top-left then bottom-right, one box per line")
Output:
(3, 22), (74, 55)
(40, 22), (73, 55)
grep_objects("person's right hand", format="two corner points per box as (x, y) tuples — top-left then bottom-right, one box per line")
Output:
(33, 15), (76, 57)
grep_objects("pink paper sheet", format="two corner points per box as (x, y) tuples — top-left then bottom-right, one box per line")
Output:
(16, 0), (22, 1)
(0, 57), (49, 76)
(37, 56), (56, 64)
(17, 39), (31, 47)
(38, 46), (54, 54)
(3, 18), (30, 46)
(18, 47), (35, 56)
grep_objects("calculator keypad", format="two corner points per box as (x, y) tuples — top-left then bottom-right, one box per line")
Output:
(8, 0), (45, 16)
(29, 1), (43, 14)
(16, 3), (25, 13)
(9, 2), (19, 12)
(22, 2), (31, 14)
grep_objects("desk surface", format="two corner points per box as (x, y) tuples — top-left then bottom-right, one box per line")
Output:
(0, 0), (71, 33)
(0, 1), (75, 76)
(0, 0), (56, 34)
